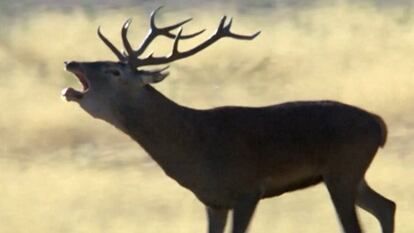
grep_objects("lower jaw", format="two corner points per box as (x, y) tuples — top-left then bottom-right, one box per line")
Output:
(61, 87), (83, 101)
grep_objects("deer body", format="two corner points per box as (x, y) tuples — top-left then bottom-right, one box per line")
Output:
(63, 8), (395, 233)
(95, 84), (384, 207)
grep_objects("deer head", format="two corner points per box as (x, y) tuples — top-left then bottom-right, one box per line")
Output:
(62, 7), (260, 122)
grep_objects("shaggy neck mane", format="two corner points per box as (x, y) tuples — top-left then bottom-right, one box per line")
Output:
(114, 85), (203, 180)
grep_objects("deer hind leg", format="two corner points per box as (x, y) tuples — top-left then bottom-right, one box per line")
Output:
(206, 206), (229, 233)
(324, 175), (362, 233)
(356, 180), (396, 233)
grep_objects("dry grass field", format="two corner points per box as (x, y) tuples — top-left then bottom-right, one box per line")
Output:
(0, 2), (413, 232)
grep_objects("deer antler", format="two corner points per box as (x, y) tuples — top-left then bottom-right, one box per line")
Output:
(98, 6), (204, 63)
(98, 7), (260, 69)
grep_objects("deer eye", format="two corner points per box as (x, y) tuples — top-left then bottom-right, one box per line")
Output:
(105, 69), (121, 77)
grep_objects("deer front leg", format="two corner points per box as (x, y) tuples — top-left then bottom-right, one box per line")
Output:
(206, 206), (229, 233)
(231, 194), (260, 233)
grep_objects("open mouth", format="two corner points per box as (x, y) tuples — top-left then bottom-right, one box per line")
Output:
(62, 62), (90, 101)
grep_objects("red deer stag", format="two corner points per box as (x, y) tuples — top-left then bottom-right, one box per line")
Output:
(62, 7), (395, 233)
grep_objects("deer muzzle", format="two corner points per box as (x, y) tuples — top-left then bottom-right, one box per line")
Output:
(62, 61), (90, 101)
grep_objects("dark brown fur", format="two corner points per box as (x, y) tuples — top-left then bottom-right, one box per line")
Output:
(64, 61), (395, 233)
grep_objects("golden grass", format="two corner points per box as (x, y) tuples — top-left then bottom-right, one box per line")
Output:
(1, 3), (414, 232)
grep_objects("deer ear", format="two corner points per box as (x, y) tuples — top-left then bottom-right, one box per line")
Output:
(141, 72), (169, 85)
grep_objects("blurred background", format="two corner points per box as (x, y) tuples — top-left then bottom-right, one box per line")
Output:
(0, 0), (413, 232)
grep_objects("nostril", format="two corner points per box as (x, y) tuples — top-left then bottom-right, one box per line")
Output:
(65, 61), (80, 71)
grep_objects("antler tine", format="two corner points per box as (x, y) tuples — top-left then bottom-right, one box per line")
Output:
(97, 26), (125, 61)
(121, 18), (135, 57)
(179, 28), (206, 39)
(226, 17), (233, 28)
(172, 28), (183, 54)
(162, 17), (192, 35)
(223, 18), (261, 40)
(159, 18), (206, 39)
(151, 6), (205, 39)
(217, 16), (227, 32)
(230, 30), (261, 40)
(149, 6), (164, 31)
(132, 6), (170, 57)
(219, 16), (261, 40)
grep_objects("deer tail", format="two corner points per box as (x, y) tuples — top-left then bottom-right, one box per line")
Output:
(372, 114), (387, 148)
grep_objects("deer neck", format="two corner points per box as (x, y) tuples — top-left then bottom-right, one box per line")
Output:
(113, 85), (200, 174)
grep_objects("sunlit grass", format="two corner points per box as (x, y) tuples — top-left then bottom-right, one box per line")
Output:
(1, 3), (414, 232)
